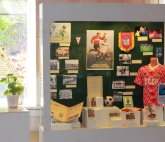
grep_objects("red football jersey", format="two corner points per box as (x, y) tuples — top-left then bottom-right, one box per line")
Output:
(134, 64), (165, 106)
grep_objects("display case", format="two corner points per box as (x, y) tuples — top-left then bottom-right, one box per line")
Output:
(39, 2), (165, 142)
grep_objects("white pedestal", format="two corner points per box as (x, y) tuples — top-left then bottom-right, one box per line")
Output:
(71, 121), (81, 128)
(82, 107), (100, 128)
(0, 106), (29, 142)
(100, 106), (119, 126)
(87, 97), (103, 108)
(142, 106), (163, 125)
(125, 121), (136, 127)
(143, 120), (159, 127)
(62, 123), (72, 130)
(120, 108), (141, 126)
(110, 117), (123, 128)
(51, 123), (58, 130)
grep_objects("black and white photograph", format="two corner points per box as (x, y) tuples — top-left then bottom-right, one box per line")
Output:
(117, 66), (129, 76)
(112, 79), (125, 89)
(51, 92), (57, 99)
(50, 59), (60, 70)
(113, 91), (123, 102)
(65, 59), (79, 70)
(50, 75), (57, 89)
(119, 54), (131, 64)
(125, 97), (131, 106)
(63, 75), (77, 85)
(59, 89), (72, 99)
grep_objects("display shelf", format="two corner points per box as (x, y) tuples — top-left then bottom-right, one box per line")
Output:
(39, 2), (165, 142)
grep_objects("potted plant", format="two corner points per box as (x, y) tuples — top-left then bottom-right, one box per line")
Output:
(0, 74), (24, 108)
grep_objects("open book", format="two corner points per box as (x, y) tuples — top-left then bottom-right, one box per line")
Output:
(51, 101), (84, 122)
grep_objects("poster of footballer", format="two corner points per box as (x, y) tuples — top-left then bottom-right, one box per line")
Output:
(86, 30), (114, 70)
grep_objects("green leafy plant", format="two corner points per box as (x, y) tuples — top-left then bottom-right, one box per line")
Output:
(0, 73), (24, 95)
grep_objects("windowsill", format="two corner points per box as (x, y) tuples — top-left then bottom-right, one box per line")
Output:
(20, 105), (42, 110)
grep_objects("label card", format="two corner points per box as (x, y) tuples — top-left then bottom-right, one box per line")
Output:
(59, 43), (70, 46)
(123, 92), (133, 95)
(50, 70), (59, 73)
(132, 60), (142, 64)
(152, 39), (162, 42)
(67, 70), (78, 73)
(143, 52), (153, 56)
(125, 85), (136, 89)
(66, 85), (76, 88)
(137, 36), (148, 41)
(51, 89), (57, 92)
(130, 72), (137, 76)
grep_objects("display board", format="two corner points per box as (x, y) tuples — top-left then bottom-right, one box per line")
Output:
(50, 21), (164, 111)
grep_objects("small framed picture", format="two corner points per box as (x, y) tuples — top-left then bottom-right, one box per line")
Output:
(125, 111), (135, 120)
(119, 54), (131, 64)
(109, 110), (119, 117)
(88, 108), (95, 118)
(90, 97), (96, 107)
(123, 96), (134, 108)
(51, 92), (57, 99)
(117, 66), (129, 76)
(146, 104), (156, 119)
(158, 83), (165, 104)
(50, 23), (71, 43)
(50, 59), (60, 70)
(50, 75), (57, 89)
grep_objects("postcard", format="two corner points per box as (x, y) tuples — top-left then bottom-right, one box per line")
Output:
(90, 97), (96, 107)
(117, 66), (129, 76)
(86, 30), (114, 70)
(88, 108), (95, 118)
(109, 110), (119, 117)
(63, 75), (77, 85)
(59, 89), (72, 99)
(112, 79), (125, 89)
(149, 29), (162, 39)
(158, 83), (165, 104)
(113, 91), (123, 102)
(125, 111), (135, 120)
(123, 96), (134, 108)
(156, 47), (162, 57)
(51, 92), (57, 99)
(87, 76), (103, 97)
(50, 59), (60, 70)
(50, 23), (71, 43)
(119, 54), (131, 64)
(51, 101), (84, 122)
(140, 42), (153, 52)
(55, 47), (69, 57)
(146, 104), (156, 119)
(50, 75), (57, 89)
(65, 59), (79, 70)
(135, 26), (148, 36)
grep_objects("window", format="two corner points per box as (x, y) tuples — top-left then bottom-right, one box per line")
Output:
(0, 0), (36, 106)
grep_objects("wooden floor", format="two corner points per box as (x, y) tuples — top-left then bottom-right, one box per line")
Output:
(30, 132), (39, 142)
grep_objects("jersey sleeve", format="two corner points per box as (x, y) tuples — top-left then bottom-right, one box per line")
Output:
(134, 67), (143, 86)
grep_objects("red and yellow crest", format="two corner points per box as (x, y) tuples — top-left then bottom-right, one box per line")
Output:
(118, 32), (135, 53)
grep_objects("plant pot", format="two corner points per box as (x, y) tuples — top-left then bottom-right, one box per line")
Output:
(7, 94), (19, 108)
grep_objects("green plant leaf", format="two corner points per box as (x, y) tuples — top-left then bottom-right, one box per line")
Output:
(0, 78), (7, 83)
(17, 76), (24, 79)
(6, 74), (13, 77)
(4, 90), (9, 95)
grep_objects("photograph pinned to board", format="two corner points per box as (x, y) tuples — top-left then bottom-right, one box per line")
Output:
(51, 92), (57, 99)
(146, 104), (156, 119)
(50, 59), (60, 70)
(55, 47), (69, 59)
(65, 59), (79, 70)
(109, 110), (119, 117)
(119, 54), (131, 64)
(87, 108), (95, 118)
(135, 26), (148, 36)
(125, 111), (135, 120)
(156, 47), (162, 57)
(149, 29), (162, 39)
(158, 83), (165, 104)
(112, 79), (125, 89)
(113, 91), (123, 102)
(90, 97), (96, 107)
(50, 75), (57, 89)
(123, 96), (134, 108)
(59, 89), (72, 99)
(117, 66), (129, 76)
(63, 75), (77, 85)
(86, 30), (114, 70)
(140, 42), (153, 52)
(50, 23), (71, 43)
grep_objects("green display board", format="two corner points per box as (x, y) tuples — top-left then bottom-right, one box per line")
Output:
(50, 22), (164, 111)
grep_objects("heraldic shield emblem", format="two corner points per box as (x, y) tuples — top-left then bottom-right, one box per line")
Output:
(118, 32), (134, 52)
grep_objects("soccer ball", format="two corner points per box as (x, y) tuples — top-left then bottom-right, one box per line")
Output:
(104, 96), (114, 106)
